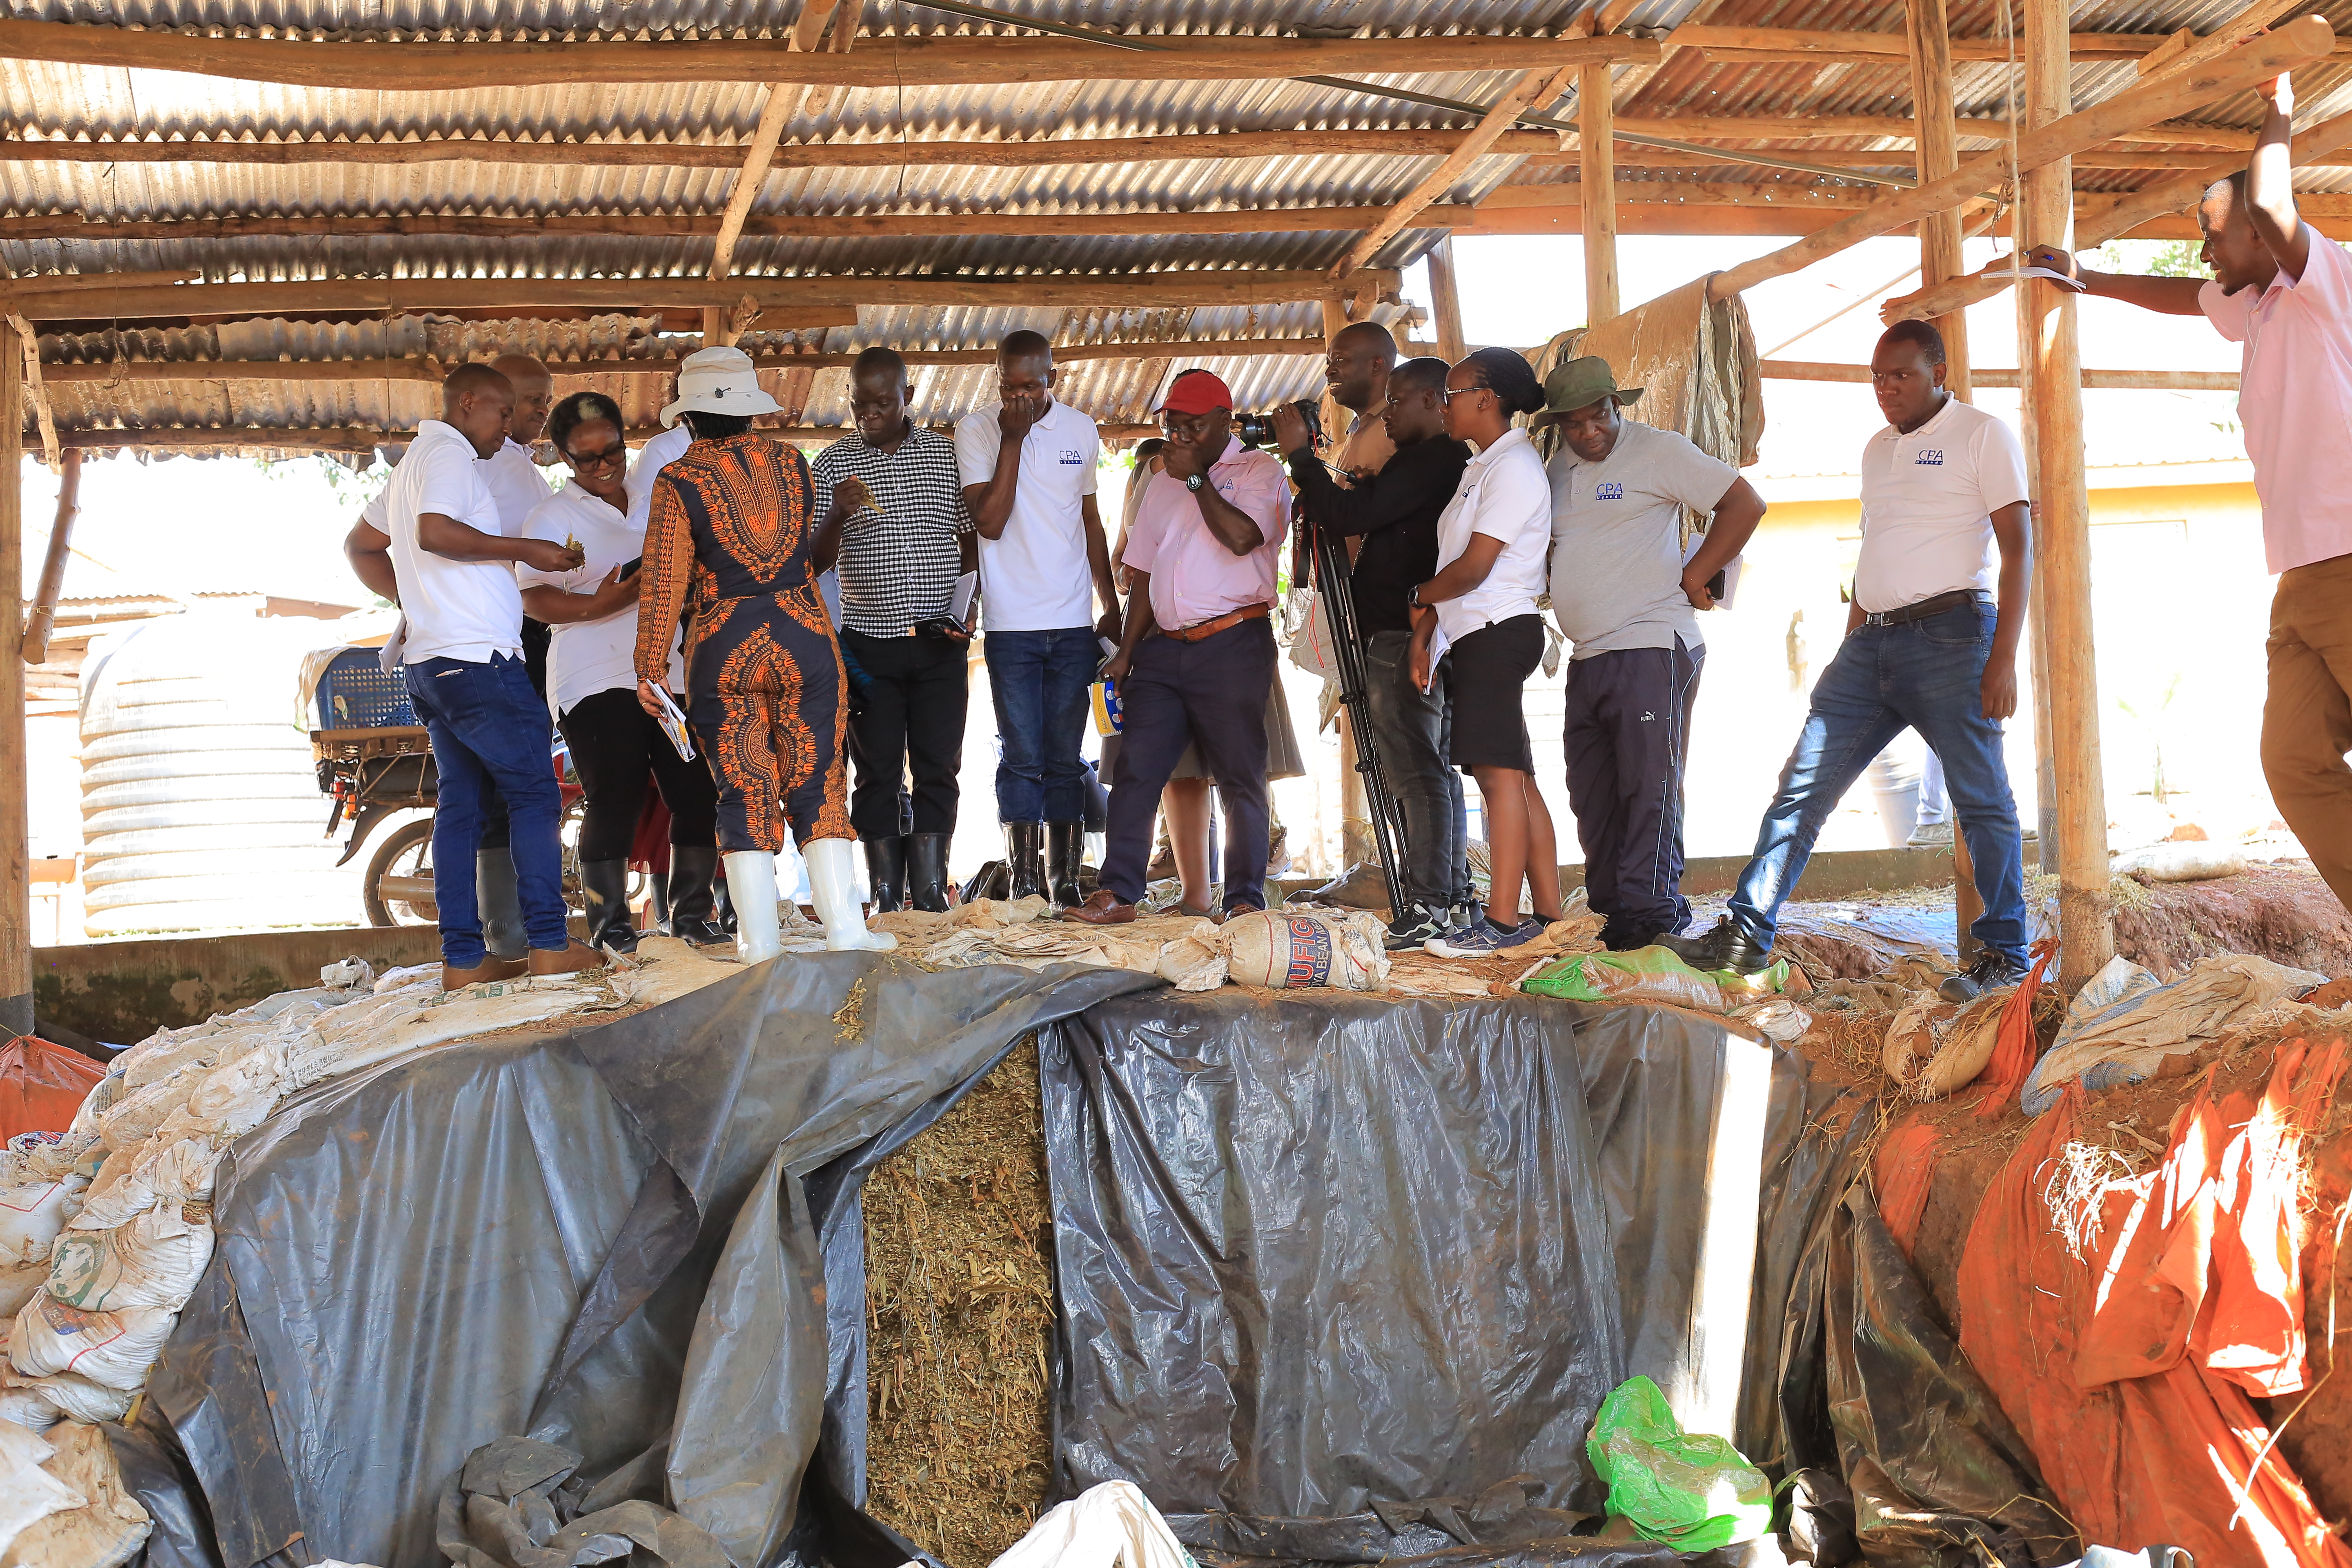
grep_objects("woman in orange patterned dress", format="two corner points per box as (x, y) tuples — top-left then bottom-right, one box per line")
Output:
(633, 347), (894, 960)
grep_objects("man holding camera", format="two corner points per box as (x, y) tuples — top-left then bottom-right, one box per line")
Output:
(1277, 356), (1475, 949)
(1068, 369), (1292, 924)
(813, 347), (977, 915)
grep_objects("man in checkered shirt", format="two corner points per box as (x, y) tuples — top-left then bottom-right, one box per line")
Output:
(811, 347), (978, 914)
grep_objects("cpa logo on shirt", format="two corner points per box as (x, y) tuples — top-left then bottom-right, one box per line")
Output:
(1915, 450), (1945, 466)
(1058, 449), (1085, 466)
(1595, 481), (1625, 501)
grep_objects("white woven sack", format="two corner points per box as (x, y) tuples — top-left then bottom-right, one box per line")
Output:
(0, 1183), (86, 1269)
(9, 1296), (177, 1392)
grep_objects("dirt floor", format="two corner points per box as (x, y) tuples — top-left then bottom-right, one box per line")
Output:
(862, 1040), (1058, 1568)
(2111, 862), (2352, 978)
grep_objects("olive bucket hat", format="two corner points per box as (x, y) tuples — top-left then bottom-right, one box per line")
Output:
(1536, 355), (1646, 422)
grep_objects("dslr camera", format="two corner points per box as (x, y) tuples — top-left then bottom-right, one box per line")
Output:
(1231, 399), (1323, 452)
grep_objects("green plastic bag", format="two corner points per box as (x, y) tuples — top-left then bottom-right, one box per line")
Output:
(1586, 1376), (1773, 1550)
(1520, 947), (1799, 1011)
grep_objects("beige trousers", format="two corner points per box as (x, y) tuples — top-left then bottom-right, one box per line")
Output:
(2262, 551), (2352, 911)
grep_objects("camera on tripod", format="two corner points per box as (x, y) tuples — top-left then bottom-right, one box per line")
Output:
(1231, 399), (1323, 452)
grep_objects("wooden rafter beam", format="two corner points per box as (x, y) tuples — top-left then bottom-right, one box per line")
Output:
(1703, 15), (2336, 300)
(2133, 0), (2302, 85)
(1670, 22), (2352, 62)
(1334, 64), (1579, 277)
(0, 20), (1656, 90)
(0, 269), (1401, 322)
(2075, 105), (2352, 247)
(5, 315), (57, 468)
(1761, 358), (2238, 390)
(790, 0), (843, 53)
(55, 420), (1169, 453)
(1528, 144), (2351, 172)
(40, 336), (1334, 383)
(1613, 115), (2253, 148)
(0, 204), (1481, 245)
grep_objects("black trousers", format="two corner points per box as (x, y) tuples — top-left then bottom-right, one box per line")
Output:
(1562, 637), (1703, 941)
(1101, 619), (1276, 911)
(557, 686), (722, 863)
(840, 627), (969, 840)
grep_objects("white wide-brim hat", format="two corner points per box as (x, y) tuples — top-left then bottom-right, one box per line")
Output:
(659, 345), (785, 427)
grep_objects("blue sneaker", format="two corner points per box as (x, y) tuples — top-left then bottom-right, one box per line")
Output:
(1423, 917), (1544, 959)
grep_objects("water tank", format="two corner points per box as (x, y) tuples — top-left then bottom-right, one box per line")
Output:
(78, 613), (356, 937)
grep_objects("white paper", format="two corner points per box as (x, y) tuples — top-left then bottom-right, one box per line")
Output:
(377, 615), (408, 676)
(2005, 263), (2086, 292)
(951, 571), (978, 624)
(1682, 534), (1744, 610)
(1423, 626), (1451, 693)
(649, 684), (697, 762)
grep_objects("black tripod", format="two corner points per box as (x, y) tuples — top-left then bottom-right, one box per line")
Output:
(1304, 511), (1409, 918)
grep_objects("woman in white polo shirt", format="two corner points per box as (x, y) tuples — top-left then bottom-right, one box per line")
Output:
(1408, 348), (1565, 956)
(517, 392), (721, 954)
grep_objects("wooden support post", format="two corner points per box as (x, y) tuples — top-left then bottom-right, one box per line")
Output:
(0, 319), (26, 1034)
(20, 447), (76, 665)
(1579, 62), (1620, 324)
(1426, 237), (1468, 362)
(2024, 0), (2112, 986)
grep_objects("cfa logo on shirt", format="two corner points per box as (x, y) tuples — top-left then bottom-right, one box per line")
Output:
(1594, 481), (1625, 501)
(1058, 449), (1085, 466)
(1915, 450), (1945, 466)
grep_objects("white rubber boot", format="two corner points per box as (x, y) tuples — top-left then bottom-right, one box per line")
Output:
(807, 837), (898, 952)
(723, 850), (783, 965)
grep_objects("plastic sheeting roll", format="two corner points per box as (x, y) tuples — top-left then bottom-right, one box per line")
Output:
(78, 614), (356, 938)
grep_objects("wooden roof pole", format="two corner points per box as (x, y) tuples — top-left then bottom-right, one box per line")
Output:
(1425, 239), (1468, 362)
(5, 316), (57, 469)
(2023, 0), (2112, 989)
(20, 449), (78, 665)
(0, 318), (25, 1031)
(704, 84), (808, 350)
(2133, 0), (2303, 85)
(2077, 107), (2352, 247)
(1903, 0), (1980, 960)
(1581, 61), (1620, 325)
(1702, 14), (2335, 302)
(1331, 65), (1579, 280)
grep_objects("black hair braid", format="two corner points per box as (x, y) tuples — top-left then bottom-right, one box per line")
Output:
(547, 390), (626, 456)
(1463, 347), (1545, 417)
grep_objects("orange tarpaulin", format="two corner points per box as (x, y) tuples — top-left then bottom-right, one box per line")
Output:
(1873, 1114), (1941, 1261)
(1957, 1044), (2351, 1568)
(0, 1035), (102, 1145)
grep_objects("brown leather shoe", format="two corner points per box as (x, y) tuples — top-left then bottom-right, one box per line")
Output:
(1061, 889), (1137, 925)
(527, 938), (610, 978)
(441, 955), (527, 992)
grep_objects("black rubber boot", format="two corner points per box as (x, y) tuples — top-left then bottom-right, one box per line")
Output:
(1655, 917), (1773, 976)
(477, 849), (527, 961)
(667, 845), (728, 947)
(1005, 820), (1047, 901)
(1045, 820), (1085, 909)
(864, 835), (908, 914)
(579, 859), (638, 954)
(906, 833), (953, 913)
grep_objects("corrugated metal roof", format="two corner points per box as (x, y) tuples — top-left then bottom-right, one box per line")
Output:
(0, 0), (2339, 447)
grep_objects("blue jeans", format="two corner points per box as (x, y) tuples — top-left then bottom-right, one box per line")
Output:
(1728, 601), (2027, 964)
(986, 626), (1097, 823)
(406, 654), (570, 966)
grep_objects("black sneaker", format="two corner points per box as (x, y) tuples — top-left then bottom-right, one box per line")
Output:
(1654, 917), (1773, 976)
(1385, 905), (1452, 952)
(1602, 927), (1664, 953)
(1939, 950), (2029, 1004)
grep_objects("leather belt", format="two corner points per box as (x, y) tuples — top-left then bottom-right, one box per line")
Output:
(1161, 602), (1272, 644)
(1860, 588), (1987, 628)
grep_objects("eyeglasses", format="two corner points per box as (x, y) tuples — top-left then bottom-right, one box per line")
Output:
(565, 442), (628, 470)
(1442, 384), (1493, 405)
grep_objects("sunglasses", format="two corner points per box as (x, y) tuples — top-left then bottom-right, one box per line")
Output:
(564, 441), (628, 470)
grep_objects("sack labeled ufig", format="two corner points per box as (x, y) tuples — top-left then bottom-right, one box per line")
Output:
(1217, 911), (1391, 992)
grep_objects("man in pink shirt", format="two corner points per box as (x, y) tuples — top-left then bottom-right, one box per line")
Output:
(2036, 70), (2352, 911)
(1066, 369), (1292, 923)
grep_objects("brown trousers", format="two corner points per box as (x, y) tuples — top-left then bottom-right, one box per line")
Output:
(2262, 551), (2352, 911)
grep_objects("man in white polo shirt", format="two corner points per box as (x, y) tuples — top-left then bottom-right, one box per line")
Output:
(1664, 321), (2034, 1002)
(2034, 70), (2352, 914)
(956, 330), (1121, 905)
(376, 365), (599, 989)
(345, 352), (556, 959)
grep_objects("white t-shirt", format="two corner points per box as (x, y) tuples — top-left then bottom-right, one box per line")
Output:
(365, 436), (549, 538)
(1855, 397), (2030, 614)
(954, 398), (1100, 633)
(383, 421), (523, 664)
(516, 482), (684, 717)
(1432, 427), (1552, 642)
(1546, 420), (1737, 660)
(624, 424), (693, 537)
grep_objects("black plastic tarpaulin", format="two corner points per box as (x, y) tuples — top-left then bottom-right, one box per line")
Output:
(1036, 990), (1786, 1525)
(143, 953), (1156, 1568)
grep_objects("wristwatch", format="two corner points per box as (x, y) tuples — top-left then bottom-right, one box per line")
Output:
(1184, 472), (1207, 493)
(1407, 584), (1424, 609)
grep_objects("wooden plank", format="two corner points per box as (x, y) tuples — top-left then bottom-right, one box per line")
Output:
(1669, 23), (2338, 61)
(0, 203), (1484, 245)
(1334, 66), (1577, 278)
(1581, 62), (1621, 324)
(2023, 0), (2113, 988)
(1616, 114), (2252, 148)
(1702, 15), (2335, 302)
(1425, 237), (1468, 362)
(1760, 359), (2239, 389)
(0, 20), (1657, 90)
(0, 319), (24, 1033)
(1907, 0), (1972, 407)
(0, 270), (1400, 322)
(2133, 0), (2302, 85)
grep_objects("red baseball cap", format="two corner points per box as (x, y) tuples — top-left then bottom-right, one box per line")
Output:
(1156, 368), (1234, 417)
